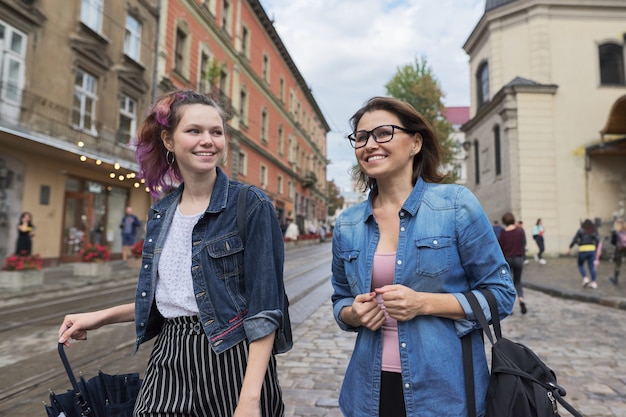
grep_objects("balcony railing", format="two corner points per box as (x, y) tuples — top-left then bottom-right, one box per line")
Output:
(0, 83), (136, 164)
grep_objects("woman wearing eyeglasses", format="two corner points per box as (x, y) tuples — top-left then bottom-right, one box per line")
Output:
(331, 96), (516, 417)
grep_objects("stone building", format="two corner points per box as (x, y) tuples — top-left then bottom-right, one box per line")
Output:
(462, 0), (626, 255)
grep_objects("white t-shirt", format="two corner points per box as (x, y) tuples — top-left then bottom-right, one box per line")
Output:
(155, 206), (203, 318)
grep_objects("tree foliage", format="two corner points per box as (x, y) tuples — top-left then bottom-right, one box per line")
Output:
(326, 179), (344, 217)
(385, 57), (459, 183)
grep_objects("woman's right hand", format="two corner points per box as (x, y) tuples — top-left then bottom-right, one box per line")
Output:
(58, 311), (105, 346)
(347, 292), (385, 331)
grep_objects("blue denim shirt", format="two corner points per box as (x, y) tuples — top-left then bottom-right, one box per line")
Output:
(134, 167), (290, 354)
(331, 179), (516, 417)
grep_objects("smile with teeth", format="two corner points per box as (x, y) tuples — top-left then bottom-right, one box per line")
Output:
(194, 152), (215, 156)
(366, 155), (387, 162)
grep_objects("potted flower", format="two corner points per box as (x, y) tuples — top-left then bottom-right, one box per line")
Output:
(127, 239), (144, 269)
(0, 254), (44, 289)
(73, 244), (112, 277)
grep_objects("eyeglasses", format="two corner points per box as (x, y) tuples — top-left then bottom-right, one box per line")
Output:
(347, 124), (412, 149)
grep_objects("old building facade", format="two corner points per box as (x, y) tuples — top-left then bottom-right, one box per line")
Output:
(154, 0), (329, 236)
(0, 0), (158, 264)
(0, 0), (328, 264)
(462, 0), (626, 254)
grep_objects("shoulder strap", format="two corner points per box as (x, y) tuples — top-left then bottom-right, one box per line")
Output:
(461, 289), (501, 417)
(237, 185), (251, 244)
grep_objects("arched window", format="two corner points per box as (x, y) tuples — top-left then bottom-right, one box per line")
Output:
(476, 62), (490, 108)
(599, 42), (625, 86)
(493, 125), (501, 176)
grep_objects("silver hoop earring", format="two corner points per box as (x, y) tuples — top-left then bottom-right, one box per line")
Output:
(166, 151), (175, 166)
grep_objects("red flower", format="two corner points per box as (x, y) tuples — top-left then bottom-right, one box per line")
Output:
(2, 254), (43, 271)
(79, 244), (111, 263)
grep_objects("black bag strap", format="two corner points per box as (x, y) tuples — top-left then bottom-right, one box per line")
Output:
(57, 342), (93, 416)
(461, 291), (585, 417)
(461, 290), (494, 417)
(237, 185), (251, 242)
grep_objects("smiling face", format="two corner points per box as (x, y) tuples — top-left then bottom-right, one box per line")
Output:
(354, 110), (422, 185)
(161, 103), (226, 181)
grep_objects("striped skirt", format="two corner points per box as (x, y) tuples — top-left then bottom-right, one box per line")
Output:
(134, 316), (284, 417)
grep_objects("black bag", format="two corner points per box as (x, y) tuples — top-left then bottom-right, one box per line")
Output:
(45, 343), (142, 417)
(462, 290), (583, 417)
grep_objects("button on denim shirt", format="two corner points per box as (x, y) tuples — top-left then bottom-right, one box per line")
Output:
(134, 168), (290, 354)
(331, 179), (516, 417)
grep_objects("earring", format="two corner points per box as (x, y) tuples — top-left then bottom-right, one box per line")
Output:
(410, 150), (416, 156)
(166, 151), (175, 166)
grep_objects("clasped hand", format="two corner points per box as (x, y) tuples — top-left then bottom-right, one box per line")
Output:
(351, 285), (423, 330)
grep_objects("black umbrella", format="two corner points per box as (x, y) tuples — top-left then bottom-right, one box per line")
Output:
(45, 343), (142, 417)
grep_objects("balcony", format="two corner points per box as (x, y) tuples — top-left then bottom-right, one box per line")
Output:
(0, 84), (136, 165)
(301, 171), (317, 188)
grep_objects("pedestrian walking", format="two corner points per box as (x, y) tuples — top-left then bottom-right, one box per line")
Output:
(119, 206), (140, 261)
(532, 218), (547, 264)
(492, 220), (503, 238)
(500, 213), (528, 314)
(58, 90), (291, 417)
(568, 219), (600, 289)
(517, 219), (529, 265)
(609, 218), (626, 284)
(330, 96), (516, 417)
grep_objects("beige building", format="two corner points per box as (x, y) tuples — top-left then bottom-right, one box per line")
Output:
(0, 0), (158, 264)
(462, 0), (626, 255)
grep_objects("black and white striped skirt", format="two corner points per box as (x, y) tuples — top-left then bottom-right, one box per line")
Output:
(134, 316), (284, 417)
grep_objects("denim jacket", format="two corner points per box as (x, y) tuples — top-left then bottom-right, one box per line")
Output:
(134, 167), (290, 354)
(331, 179), (516, 417)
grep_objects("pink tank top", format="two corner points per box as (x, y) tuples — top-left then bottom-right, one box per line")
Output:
(372, 252), (400, 373)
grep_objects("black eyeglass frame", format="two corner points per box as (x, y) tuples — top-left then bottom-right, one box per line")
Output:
(347, 124), (413, 149)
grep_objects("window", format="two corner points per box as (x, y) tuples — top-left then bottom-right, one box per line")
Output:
(80, 0), (104, 33)
(278, 175), (283, 195)
(278, 125), (284, 156)
(473, 140), (480, 185)
(599, 43), (625, 86)
(199, 50), (211, 92)
(124, 15), (142, 61)
(241, 26), (249, 58)
(239, 87), (248, 124)
(222, 0), (231, 32)
(260, 165), (268, 188)
(73, 69), (98, 133)
(476, 62), (489, 108)
(238, 150), (247, 176)
(119, 95), (137, 145)
(279, 77), (285, 102)
(493, 125), (501, 176)
(262, 54), (270, 82)
(261, 108), (268, 143)
(0, 21), (26, 104)
(174, 28), (187, 73)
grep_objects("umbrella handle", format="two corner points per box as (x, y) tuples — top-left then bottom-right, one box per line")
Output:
(57, 342), (92, 416)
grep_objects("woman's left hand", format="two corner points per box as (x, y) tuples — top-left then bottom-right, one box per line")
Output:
(375, 285), (422, 321)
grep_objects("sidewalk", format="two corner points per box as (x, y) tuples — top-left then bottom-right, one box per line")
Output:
(521, 255), (626, 310)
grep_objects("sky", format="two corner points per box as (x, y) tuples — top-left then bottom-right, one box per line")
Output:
(258, 0), (486, 193)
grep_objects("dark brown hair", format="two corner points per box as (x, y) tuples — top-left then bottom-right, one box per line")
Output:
(502, 212), (516, 226)
(348, 96), (445, 192)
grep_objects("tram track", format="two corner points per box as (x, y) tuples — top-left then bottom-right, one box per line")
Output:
(0, 244), (334, 416)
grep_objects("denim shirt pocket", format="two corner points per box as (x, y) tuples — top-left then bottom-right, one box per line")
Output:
(338, 249), (362, 294)
(206, 234), (245, 279)
(414, 236), (452, 277)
